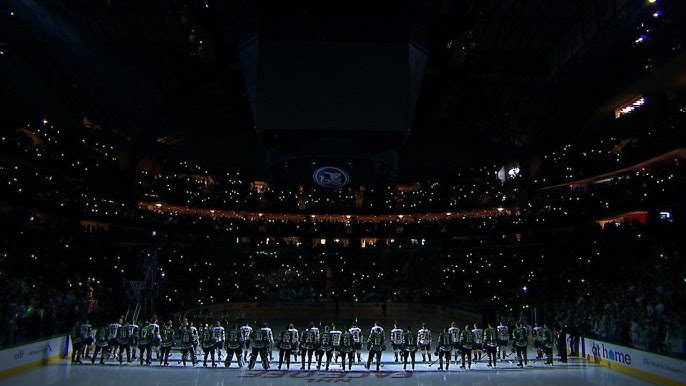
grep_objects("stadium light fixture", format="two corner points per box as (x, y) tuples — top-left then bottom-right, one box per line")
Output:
(614, 95), (646, 118)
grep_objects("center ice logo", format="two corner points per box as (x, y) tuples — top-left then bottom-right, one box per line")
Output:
(240, 370), (412, 382)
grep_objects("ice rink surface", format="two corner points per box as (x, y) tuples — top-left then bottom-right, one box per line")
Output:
(1, 351), (657, 386)
(0, 312), (662, 386)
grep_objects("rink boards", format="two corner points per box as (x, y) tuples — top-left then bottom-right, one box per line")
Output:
(2, 310), (685, 385)
(0, 335), (69, 378)
(0, 334), (678, 386)
(582, 337), (686, 386)
(0, 350), (663, 386)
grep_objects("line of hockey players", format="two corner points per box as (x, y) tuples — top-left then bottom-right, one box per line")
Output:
(70, 316), (168, 366)
(388, 321), (556, 371)
(69, 316), (557, 372)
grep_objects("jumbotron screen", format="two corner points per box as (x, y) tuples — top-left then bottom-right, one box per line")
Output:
(256, 40), (409, 132)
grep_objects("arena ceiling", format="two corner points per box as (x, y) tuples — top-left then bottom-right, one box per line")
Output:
(2, 0), (685, 180)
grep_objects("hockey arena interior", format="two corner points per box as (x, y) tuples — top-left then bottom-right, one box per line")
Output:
(1, 0), (686, 385)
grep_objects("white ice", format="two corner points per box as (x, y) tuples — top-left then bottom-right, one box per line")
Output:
(1, 350), (657, 386)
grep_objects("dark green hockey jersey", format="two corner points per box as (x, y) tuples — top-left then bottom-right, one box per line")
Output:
(367, 331), (385, 351)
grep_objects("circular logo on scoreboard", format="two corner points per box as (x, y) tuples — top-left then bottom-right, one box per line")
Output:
(313, 166), (349, 188)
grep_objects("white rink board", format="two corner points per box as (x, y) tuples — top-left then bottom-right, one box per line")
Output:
(582, 337), (686, 385)
(0, 336), (68, 380)
(0, 335), (69, 376)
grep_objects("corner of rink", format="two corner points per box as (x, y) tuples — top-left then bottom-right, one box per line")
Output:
(1, 352), (661, 386)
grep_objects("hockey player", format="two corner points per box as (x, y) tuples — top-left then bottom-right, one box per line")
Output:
(299, 322), (319, 370)
(80, 319), (93, 359)
(390, 323), (404, 363)
(459, 324), (475, 369)
(116, 321), (132, 364)
(497, 320), (509, 361)
(70, 321), (83, 364)
(212, 321), (225, 362)
(224, 322), (244, 368)
(128, 320), (139, 361)
(248, 323), (271, 370)
(542, 324), (554, 365)
(435, 326), (453, 371)
(138, 321), (154, 366)
(418, 323), (432, 363)
(532, 324), (544, 360)
(159, 320), (175, 366)
(277, 324), (296, 370)
(261, 322), (275, 364)
(91, 325), (110, 365)
(289, 323), (300, 362)
(402, 326), (418, 371)
(179, 318), (197, 366)
(472, 324), (484, 362)
(365, 325), (385, 372)
(513, 322), (528, 368)
(555, 324), (568, 363)
(189, 321), (199, 362)
(369, 321), (384, 338)
(349, 322), (363, 364)
(483, 323), (498, 368)
(330, 324), (342, 363)
(149, 316), (161, 361)
(240, 320), (253, 362)
(339, 326), (355, 371)
(447, 322), (461, 365)
(316, 325), (334, 371)
(107, 318), (122, 359)
(201, 323), (217, 367)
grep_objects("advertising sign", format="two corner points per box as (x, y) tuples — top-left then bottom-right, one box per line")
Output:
(583, 337), (686, 385)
